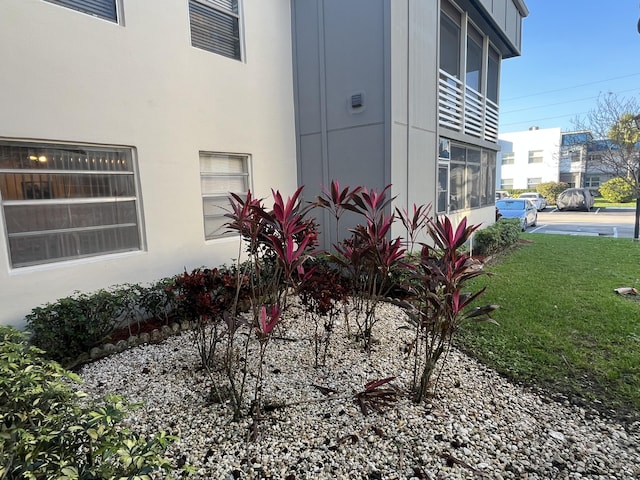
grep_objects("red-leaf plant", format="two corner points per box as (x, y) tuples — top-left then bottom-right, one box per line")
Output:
(403, 215), (498, 403)
(395, 203), (433, 253)
(224, 186), (318, 420)
(297, 261), (349, 367)
(321, 184), (406, 350)
(315, 180), (363, 246)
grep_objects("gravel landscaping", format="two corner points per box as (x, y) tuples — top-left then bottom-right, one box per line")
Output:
(78, 301), (640, 479)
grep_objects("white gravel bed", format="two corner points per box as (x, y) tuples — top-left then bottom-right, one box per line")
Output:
(78, 302), (640, 479)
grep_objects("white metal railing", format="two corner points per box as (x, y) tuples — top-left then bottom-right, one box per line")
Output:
(438, 70), (499, 143)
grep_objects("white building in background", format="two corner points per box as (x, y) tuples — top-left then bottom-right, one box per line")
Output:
(0, 0), (527, 327)
(498, 127), (561, 190)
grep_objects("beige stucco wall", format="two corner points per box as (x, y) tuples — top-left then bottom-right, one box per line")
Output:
(0, 0), (297, 327)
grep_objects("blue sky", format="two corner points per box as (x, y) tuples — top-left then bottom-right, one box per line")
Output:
(499, 0), (640, 133)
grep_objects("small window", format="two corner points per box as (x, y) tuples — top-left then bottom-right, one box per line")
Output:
(466, 25), (483, 92)
(43, 0), (118, 23)
(487, 46), (500, 103)
(200, 152), (250, 239)
(585, 176), (601, 188)
(501, 179), (514, 190)
(501, 152), (514, 165)
(0, 139), (142, 268)
(527, 177), (542, 189)
(189, 0), (241, 60)
(439, 1), (461, 78)
(528, 150), (544, 164)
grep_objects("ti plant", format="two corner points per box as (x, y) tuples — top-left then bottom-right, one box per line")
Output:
(325, 185), (406, 350)
(298, 260), (349, 367)
(404, 216), (498, 403)
(224, 186), (318, 421)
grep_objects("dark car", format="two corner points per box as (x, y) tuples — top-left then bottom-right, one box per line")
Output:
(556, 188), (595, 211)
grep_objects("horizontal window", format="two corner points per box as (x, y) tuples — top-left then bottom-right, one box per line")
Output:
(189, 0), (241, 60)
(501, 152), (514, 165)
(501, 179), (514, 189)
(43, 0), (118, 23)
(528, 150), (544, 164)
(200, 152), (250, 239)
(0, 140), (142, 268)
(527, 177), (542, 189)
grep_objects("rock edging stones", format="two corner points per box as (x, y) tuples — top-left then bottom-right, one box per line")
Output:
(88, 320), (191, 362)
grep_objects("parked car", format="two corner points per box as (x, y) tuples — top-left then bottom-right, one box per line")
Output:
(495, 199), (538, 231)
(556, 188), (595, 211)
(495, 190), (511, 200)
(518, 192), (547, 211)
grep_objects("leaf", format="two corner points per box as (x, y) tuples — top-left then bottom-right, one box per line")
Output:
(312, 384), (339, 396)
(364, 376), (395, 391)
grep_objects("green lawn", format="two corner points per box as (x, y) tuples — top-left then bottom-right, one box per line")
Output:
(458, 234), (640, 422)
(593, 198), (635, 209)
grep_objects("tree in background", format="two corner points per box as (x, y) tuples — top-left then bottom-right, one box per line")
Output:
(536, 181), (569, 205)
(573, 93), (640, 239)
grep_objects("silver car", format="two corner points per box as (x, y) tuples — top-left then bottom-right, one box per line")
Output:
(518, 192), (547, 211)
(496, 199), (538, 231)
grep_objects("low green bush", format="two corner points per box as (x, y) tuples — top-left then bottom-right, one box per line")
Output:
(26, 277), (180, 367)
(0, 326), (181, 480)
(26, 289), (125, 366)
(472, 218), (521, 257)
(599, 177), (635, 203)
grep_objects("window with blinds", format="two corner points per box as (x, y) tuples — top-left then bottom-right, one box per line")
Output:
(0, 140), (143, 268)
(43, 0), (118, 23)
(189, 0), (241, 60)
(200, 152), (249, 239)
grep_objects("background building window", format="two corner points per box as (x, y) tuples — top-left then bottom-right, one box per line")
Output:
(527, 177), (542, 189)
(189, 0), (241, 60)
(44, 0), (118, 23)
(501, 179), (514, 189)
(0, 140), (142, 268)
(501, 152), (515, 165)
(528, 150), (544, 164)
(200, 152), (249, 239)
(585, 176), (601, 188)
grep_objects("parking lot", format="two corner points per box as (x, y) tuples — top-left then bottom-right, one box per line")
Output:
(529, 207), (636, 238)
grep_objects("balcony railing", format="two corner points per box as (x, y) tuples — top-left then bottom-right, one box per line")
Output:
(438, 70), (499, 143)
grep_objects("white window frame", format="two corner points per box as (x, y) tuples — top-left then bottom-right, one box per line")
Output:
(501, 152), (515, 165)
(501, 179), (514, 190)
(42, 0), (121, 24)
(200, 152), (251, 240)
(528, 150), (544, 164)
(527, 177), (542, 189)
(189, 0), (243, 61)
(0, 139), (143, 268)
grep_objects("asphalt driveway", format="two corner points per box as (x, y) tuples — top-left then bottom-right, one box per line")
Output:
(529, 207), (636, 238)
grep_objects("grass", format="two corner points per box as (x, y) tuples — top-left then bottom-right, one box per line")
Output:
(458, 233), (640, 422)
(593, 197), (635, 208)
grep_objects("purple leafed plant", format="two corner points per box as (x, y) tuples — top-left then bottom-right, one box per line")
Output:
(403, 215), (498, 403)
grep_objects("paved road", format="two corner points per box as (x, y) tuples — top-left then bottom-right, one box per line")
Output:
(529, 207), (636, 238)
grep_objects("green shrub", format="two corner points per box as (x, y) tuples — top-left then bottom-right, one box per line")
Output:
(26, 278), (181, 367)
(536, 181), (569, 205)
(0, 326), (181, 480)
(599, 177), (635, 203)
(472, 218), (521, 257)
(26, 289), (126, 366)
